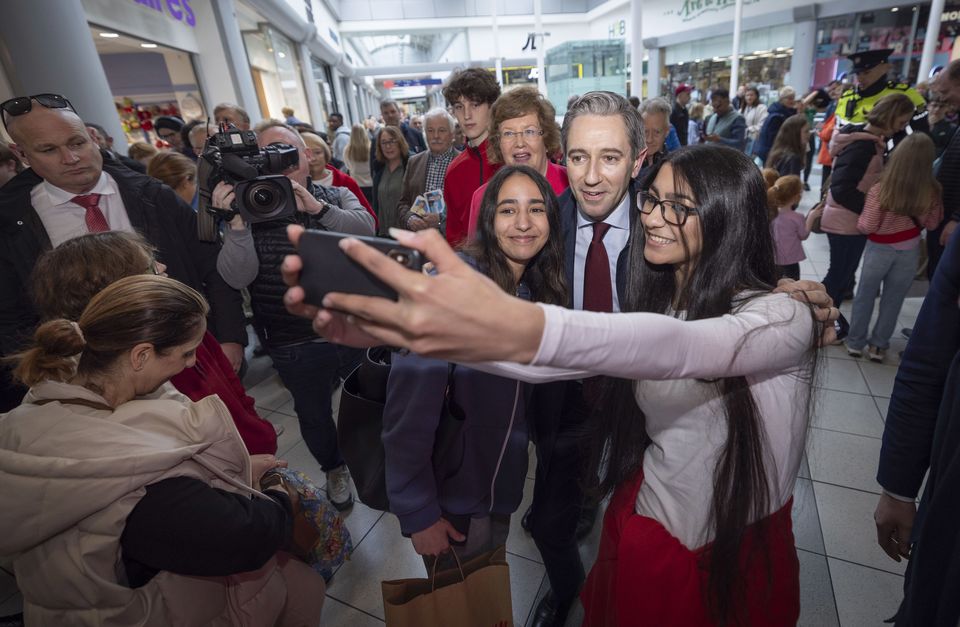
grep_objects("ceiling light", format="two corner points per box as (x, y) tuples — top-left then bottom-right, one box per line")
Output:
(99, 32), (120, 38)
(140, 43), (157, 48)
(694, 58), (702, 63)
(278, 51), (286, 58)
(891, 6), (899, 11)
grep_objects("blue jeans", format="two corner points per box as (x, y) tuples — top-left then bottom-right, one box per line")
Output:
(268, 341), (363, 471)
(847, 241), (919, 350)
(822, 233), (868, 308)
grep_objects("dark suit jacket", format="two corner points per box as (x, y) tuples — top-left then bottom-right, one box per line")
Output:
(877, 227), (960, 626)
(531, 183), (639, 473)
(559, 181), (639, 309)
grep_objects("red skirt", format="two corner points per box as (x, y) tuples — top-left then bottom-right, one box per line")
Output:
(581, 470), (800, 626)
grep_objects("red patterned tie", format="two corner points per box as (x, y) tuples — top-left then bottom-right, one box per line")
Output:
(583, 222), (613, 312)
(71, 193), (109, 233)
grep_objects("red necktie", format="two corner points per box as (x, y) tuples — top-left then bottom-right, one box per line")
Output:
(583, 222), (613, 312)
(71, 193), (109, 233)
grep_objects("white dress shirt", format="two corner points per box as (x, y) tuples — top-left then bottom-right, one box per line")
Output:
(30, 172), (134, 248)
(573, 192), (631, 312)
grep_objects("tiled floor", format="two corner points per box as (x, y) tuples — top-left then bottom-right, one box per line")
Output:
(0, 174), (926, 625)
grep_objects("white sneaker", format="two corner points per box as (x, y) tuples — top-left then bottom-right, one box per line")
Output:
(846, 344), (863, 358)
(867, 346), (886, 363)
(326, 466), (354, 511)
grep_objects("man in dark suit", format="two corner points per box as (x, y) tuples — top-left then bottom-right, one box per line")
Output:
(527, 91), (647, 627)
(0, 94), (246, 411)
(396, 107), (460, 231)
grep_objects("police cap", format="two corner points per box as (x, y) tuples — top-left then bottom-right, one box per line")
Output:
(847, 49), (894, 73)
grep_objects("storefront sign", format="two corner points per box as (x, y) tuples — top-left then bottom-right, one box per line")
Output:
(383, 79), (443, 87)
(673, 0), (759, 23)
(642, 0), (809, 39)
(133, 0), (196, 28)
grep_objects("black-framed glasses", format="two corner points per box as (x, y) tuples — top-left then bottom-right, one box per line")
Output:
(637, 191), (699, 226)
(1, 94), (76, 129)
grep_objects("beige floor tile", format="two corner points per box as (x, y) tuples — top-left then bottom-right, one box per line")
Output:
(793, 478), (825, 555)
(247, 373), (293, 412)
(858, 361), (899, 399)
(798, 550), (839, 627)
(807, 428), (882, 494)
(321, 597), (384, 626)
(819, 359), (870, 395)
(812, 389), (885, 438)
(813, 482), (906, 576)
(829, 558), (904, 626)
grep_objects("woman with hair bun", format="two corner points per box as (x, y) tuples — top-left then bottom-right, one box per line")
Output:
(29, 231), (278, 455)
(0, 275), (324, 626)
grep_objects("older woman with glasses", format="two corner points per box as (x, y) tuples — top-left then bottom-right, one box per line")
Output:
(466, 86), (567, 240)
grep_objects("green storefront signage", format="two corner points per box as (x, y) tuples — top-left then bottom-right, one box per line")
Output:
(672, 0), (759, 23)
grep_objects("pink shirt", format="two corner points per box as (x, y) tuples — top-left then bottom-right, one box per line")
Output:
(478, 293), (814, 548)
(466, 162), (569, 240)
(771, 208), (810, 265)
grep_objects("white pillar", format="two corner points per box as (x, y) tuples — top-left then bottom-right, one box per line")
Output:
(492, 1), (503, 87)
(331, 68), (351, 123)
(0, 0), (130, 151)
(789, 20), (817, 92)
(534, 0), (547, 95)
(919, 0), (946, 82)
(210, 0), (261, 122)
(730, 0), (744, 96)
(647, 47), (662, 98)
(299, 44), (324, 127)
(630, 0), (644, 98)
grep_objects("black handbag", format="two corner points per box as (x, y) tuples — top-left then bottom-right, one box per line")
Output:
(337, 347), (462, 511)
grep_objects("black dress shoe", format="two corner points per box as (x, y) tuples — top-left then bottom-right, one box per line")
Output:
(575, 504), (598, 541)
(530, 590), (572, 627)
(521, 504), (533, 533)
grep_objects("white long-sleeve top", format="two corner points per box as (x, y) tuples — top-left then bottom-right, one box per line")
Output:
(474, 292), (815, 549)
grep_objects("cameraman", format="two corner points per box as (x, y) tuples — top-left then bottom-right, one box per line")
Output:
(214, 119), (374, 509)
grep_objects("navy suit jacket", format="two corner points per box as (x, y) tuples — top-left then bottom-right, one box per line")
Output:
(558, 181), (640, 309)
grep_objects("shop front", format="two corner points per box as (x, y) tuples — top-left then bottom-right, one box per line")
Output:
(663, 24), (796, 104)
(234, 0), (312, 126)
(82, 0), (207, 147)
(816, 2), (960, 87)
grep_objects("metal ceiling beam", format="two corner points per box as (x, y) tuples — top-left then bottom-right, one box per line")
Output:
(353, 58), (538, 77)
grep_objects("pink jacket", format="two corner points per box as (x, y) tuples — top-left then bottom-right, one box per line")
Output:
(821, 130), (886, 235)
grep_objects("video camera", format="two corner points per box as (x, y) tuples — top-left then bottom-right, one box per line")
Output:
(197, 123), (299, 242)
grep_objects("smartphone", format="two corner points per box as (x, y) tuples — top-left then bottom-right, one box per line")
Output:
(298, 230), (424, 305)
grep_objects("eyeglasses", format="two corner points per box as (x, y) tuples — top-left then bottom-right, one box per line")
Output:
(500, 128), (543, 142)
(380, 139), (399, 147)
(637, 191), (699, 226)
(1, 93), (76, 129)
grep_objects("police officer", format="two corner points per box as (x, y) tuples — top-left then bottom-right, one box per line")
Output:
(836, 48), (928, 135)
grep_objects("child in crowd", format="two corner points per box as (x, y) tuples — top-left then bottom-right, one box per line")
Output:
(765, 114), (809, 177)
(847, 133), (943, 362)
(767, 173), (822, 280)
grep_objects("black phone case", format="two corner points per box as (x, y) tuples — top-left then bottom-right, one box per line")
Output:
(299, 230), (423, 305)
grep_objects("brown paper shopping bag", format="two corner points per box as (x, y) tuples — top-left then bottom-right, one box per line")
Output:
(381, 545), (513, 627)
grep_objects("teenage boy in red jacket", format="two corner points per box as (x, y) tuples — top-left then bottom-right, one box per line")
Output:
(442, 68), (501, 246)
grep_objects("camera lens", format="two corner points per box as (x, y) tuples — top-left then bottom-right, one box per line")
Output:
(243, 180), (285, 218)
(388, 250), (409, 266)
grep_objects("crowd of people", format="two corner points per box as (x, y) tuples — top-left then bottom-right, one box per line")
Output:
(0, 46), (959, 627)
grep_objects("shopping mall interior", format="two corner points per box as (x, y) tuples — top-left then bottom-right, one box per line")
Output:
(1, 0), (959, 625)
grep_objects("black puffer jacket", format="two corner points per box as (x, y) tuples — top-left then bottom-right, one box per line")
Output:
(0, 163), (246, 410)
(249, 184), (342, 347)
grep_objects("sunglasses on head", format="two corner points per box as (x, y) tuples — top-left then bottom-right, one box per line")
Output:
(1, 94), (76, 129)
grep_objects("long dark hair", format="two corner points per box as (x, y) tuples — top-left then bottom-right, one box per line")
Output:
(462, 165), (567, 305)
(765, 114), (808, 169)
(739, 86), (760, 113)
(590, 144), (819, 625)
